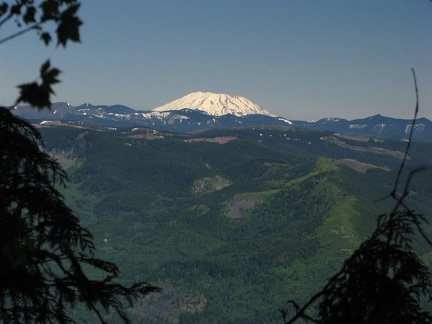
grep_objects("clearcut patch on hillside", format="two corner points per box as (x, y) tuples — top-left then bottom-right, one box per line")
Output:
(322, 135), (408, 159)
(192, 175), (232, 194)
(224, 193), (265, 218)
(129, 286), (206, 323)
(184, 136), (237, 144)
(335, 159), (390, 173)
(48, 150), (77, 169)
(226, 199), (256, 218)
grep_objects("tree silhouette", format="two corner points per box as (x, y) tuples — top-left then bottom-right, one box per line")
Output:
(0, 0), (81, 108)
(281, 69), (432, 323)
(0, 1), (160, 322)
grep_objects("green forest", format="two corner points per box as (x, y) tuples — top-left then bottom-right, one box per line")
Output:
(37, 124), (432, 323)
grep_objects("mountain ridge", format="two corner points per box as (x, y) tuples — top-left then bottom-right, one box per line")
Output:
(10, 100), (432, 141)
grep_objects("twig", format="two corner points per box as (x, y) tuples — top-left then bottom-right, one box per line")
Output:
(0, 23), (41, 45)
(391, 68), (419, 200)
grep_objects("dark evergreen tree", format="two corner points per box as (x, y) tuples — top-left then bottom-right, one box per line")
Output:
(0, 107), (160, 322)
(281, 70), (432, 323)
(0, 1), (160, 322)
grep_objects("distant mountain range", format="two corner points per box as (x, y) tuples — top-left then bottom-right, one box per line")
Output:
(293, 115), (432, 141)
(9, 92), (432, 141)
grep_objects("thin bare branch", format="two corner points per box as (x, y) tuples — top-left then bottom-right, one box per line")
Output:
(0, 23), (41, 45)
(0, 12), (14, 28)
(391, 68), (419, 200)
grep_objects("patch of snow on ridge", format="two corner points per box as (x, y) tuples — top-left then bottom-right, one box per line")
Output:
(323, 118), (340, 123)
(405, 124), (425, 134)
(138, 111), (190, 121)
(278, 117), (292, 124)
(349, 124), (367, 129)
(152, 91), (274, 117)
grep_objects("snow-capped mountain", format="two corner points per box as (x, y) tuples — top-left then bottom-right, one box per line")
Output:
(153, 91), (274, 117)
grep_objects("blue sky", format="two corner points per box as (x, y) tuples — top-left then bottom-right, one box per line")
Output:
(1, 0), (431, 120)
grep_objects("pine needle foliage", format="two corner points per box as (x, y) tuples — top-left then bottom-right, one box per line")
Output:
(0, 2), (160, 321)
(0, 107), (160, 323)
(281, 69), (432, 323)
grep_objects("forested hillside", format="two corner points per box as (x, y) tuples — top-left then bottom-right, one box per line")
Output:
(39, 124), (432, 323)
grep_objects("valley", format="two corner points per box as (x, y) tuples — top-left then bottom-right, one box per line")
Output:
(38, 123), (432, 323)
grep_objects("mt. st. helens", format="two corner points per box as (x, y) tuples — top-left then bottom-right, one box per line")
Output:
(153, 92), (274, 117)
